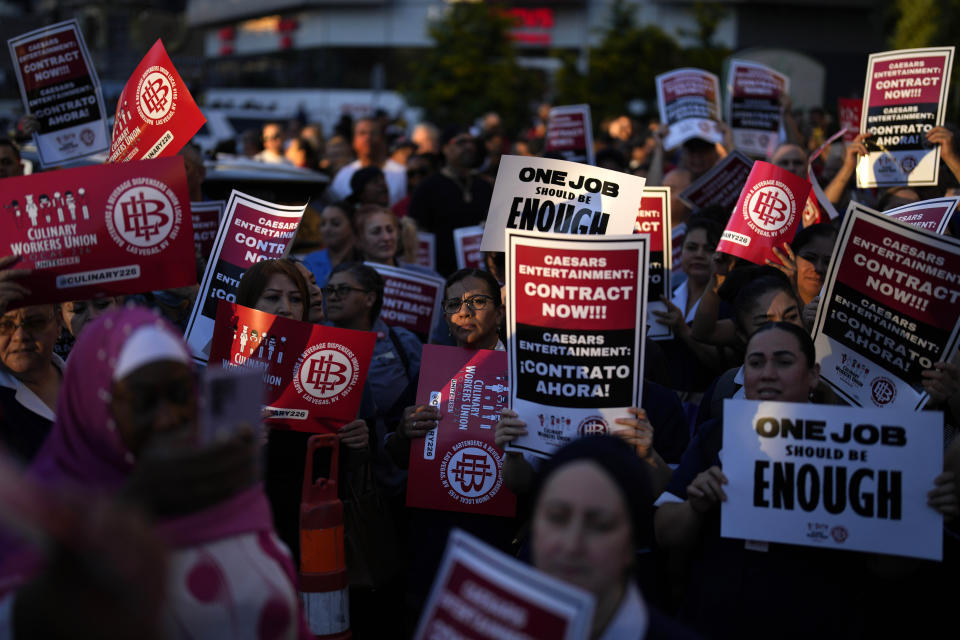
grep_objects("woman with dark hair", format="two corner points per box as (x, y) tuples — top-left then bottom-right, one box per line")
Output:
(235, 258), (309, 321)
(301, 201), (360, 288)
(349, 166), (390, 207)
(655, 321), (956, 639)
(764, 222), (837, 306)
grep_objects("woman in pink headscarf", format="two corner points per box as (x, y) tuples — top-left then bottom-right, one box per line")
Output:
(0, 307), (310, 639)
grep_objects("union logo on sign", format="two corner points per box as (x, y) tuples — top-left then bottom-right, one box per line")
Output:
(577, 415), (608, 436)
(105, 178), (181, 255)
(742, 179), (796, 237)
(870, 376), (897, 406)
(293, 342), (359, 405)
(135, 66), (177, 126)
(441, 440), (502, 504)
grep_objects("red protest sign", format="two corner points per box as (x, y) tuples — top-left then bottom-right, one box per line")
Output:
(884, 196), (960, 234)
(191, 200), (224, 260)
(415, 231), (436, 271)
(838, 98), (862, 142)
(369, 263), (443, 342)
(453, 225), (485, 271)
(716, 160), (811, 264)
(544, 104), (594, 165)
(636, 187), (672, 340)
(727, 60), (789, 158)
(656, 68), (723, 150)
(109, 39), (206, 162)
(209, 301), (375, 432)
(678, 149), (753, 212)
(1, 156), (195, 308)
(184, 191), (306, 363)
(407, 345), (515, 517)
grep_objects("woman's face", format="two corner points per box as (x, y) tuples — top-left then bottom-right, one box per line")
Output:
(111, 360), (196, 456)
(253, 273), (304, 320)
(319, 206), (353, 250)
(323, 272), (374, 328)
(0, 305), (60, 377)
(743, 328), (819, 402)
(295, 263), (324, 323)
(444, 276), (504, 349)
(360, 174), (389, 207)
(359, 212), (398, 264)
(533, 461), (633, 599)
(740, 289), (802, 337)
(680, 228), (714, 283)
(795, 234), (835, 302)
(61, 297), (122, 339)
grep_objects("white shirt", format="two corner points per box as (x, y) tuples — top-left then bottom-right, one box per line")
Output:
(670, 280), (701, 325)
(0, 354), (65, 422)
(599, 583), (650, 640)
(329, 159), (407, 206)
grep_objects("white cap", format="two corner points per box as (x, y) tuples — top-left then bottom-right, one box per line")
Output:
(113, 325), (191, 380)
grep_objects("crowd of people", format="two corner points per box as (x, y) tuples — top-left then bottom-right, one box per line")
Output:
(1, 77), (960, 640)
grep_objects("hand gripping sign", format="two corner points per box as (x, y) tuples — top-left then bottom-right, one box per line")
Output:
(857, 47), (955, 188)
(481, 155), (646, 253)
(208, 301), (375, 433)
(109, 39), (206, 163)
(407, 345), (516, 517)
(7, 19), (109, 167)
(506, 231), (648, 459)
(715, 160), (812, 265)
(812, 205), (960, 410)
(1, 156), (195, 308)
(721, 399), (943, 561)
(656, 68), (724, 151)
(414, 529), (595, 640)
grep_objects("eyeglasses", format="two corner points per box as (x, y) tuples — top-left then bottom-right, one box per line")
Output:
(442, 294), (495, 315)
(322, 285), (369, 299)
(0, 313), (54, 336)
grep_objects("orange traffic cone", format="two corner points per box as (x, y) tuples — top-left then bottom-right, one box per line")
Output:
(299, 434), (350, 639)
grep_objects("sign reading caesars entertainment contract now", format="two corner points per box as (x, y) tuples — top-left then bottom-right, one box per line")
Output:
(209, 302), (375, 433)
(636, 187), (672, 340)
(838, 98), (862, 143)
(109, 39), (206, 162)
(857, 46), (955, 188)
(7, 20), (109, 166)
(480, 155), (646, 253)
(185, 190), (307, 363)
(453, 225), (485, 270)
(544, 104), (594, 165)
(506, 231), (648, 459)
(1, 156), (195, 308)
(726, 60), (789, 158)
(367, 263), (444, 343)
(191, 200), (224, 260)
(715, 161), (812, 265)
(656, 68), (724, 150)
(407, 345), (515, 517)
(414, 529), (595, 640)
(812, 205), (960, 410)
(721, 400), (943, 561)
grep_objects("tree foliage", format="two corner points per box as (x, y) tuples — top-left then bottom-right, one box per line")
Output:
(400, 2), (542, 134)
(555, 0), (730, 123)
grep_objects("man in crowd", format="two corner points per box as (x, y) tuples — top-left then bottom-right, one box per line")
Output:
(254, 122), (289, 164)
(329, 118), (406, 205)
(0, 139), (24, 179)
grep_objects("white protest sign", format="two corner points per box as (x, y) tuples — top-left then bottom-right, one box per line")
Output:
(480, 155), (645, 252)
(721, 399), (943, 561)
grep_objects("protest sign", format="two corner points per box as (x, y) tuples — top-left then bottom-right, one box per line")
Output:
(806, 128), (848, 222)
(368, 263), (444, 342)
(721, 399), (943, 561)
(109, 39), (206, 163)
(453, 225), (485, 271)
(184, 190), (306, 363)
(671, 223), (685, 271)
(726, 60), (789, 158)
(857, 46), (955, 188)
(481, 155), (646, 252)
(1, 156), (194, 308)
(407, 345), (515, 517)
(414, 529), (594, 640)
(191, 200), (224, 260)
(812, 205), (960, 410)
(716, 160), (811, 264)
(656, 68), (723, 150)
(883, 196), (960, 234)
(678, 149), (753, 212)
(7, 20), (109, 166)
(636, 187), (672, 340)
(838, 98), (862, 142)
(544, 104), (594, 165)
(208, 301), (375, 433)
(415, 231), (436, 271)
(506, 231), (648, 458)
